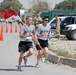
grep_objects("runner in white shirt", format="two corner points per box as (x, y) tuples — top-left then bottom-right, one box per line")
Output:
(35, 16), (51, 68)
(17, 16), (35, 71)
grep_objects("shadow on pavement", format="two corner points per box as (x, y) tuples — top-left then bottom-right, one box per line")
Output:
(0, 68), (17, 71)
(24, 65), (35, 68)
(16, 65), (35, 68)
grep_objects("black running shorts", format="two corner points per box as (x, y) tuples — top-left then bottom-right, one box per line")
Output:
(18, 41), (33, 53)
(36, 39), (48, 50)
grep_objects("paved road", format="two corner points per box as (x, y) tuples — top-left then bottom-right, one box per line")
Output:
(0, 32), (76, 75)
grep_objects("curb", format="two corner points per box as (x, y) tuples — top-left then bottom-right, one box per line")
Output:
(48, 53), (76, 68)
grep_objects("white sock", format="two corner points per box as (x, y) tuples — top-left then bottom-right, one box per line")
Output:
(37, 60), (39, 64)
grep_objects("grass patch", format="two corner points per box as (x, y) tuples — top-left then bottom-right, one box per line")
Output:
(48, 44), (76, 59)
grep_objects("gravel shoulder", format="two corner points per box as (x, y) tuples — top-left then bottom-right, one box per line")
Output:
(48, 35), (76, 54)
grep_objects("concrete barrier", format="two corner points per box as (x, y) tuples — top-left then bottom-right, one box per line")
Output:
(48, 54), (59, 64)
(48, 53), (76, 68)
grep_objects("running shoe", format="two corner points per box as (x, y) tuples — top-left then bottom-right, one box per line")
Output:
(35, 63), (39, 68)
(17, 65), (21, 71)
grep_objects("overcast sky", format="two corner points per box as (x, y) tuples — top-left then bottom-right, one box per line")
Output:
(19, 0), (64, 8)
(0, 0), (64, 8)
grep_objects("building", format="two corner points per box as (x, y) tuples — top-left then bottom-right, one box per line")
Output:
(41, 10), (76, 21)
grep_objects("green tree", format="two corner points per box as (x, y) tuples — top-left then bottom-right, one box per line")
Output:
(54, 0), (76, 10)
(31, 0), (49, 13)
(0, 0), (23, 13)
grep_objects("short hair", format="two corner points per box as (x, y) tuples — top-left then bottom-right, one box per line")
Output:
(26, 16), (32, 20)
(43, 16), (49, 20)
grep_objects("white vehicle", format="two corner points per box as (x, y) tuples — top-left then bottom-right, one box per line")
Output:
(63, 16), (76, 40)
(48, 16), (66, 29)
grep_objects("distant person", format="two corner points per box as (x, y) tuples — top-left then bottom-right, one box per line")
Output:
(34, 13), (42, 29)
(55, 15), (60, 40)
(5, 19), (8, 25)
(17, 16), (35, 71)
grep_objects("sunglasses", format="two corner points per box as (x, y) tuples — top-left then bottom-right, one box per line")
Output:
(45, 20), (49, 21)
